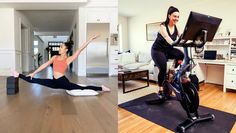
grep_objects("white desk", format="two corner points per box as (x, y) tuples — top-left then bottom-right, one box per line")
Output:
(193, 59), (236, 92)
(196, 59), (232, 65)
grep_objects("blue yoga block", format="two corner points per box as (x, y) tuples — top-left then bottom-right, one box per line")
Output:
(6, 76), (19, 95)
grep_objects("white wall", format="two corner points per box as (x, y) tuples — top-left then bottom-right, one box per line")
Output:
(1, 0), (87, 2)
(77, 7), (87, 76)
(0, 8), (15, 75)
(69, 10), (79, 74)
(124, 0), (236, 54)
(0, 8), (34, 76)
(118, 15), (129, 51)
(15, 10), (34, 73)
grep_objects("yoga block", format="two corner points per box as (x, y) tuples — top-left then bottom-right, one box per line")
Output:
(6, 76), (19, 95)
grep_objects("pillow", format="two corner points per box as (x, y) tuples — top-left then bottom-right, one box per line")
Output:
(66, 89), (99, 96)
(118, 52), (136, 66)
(150, 60), (155, 65)
(124, 62), (149, 70)
(139, 63), (154, 73)
(138, 52), (151, 63)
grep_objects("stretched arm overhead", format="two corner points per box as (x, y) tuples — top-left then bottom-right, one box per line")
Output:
(66, 35), (99, 65)
(27, 55), (57, 79)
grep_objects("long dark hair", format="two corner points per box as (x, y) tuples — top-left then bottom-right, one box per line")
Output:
(163, 6), (179, 25)
(64, 40), (74, 54)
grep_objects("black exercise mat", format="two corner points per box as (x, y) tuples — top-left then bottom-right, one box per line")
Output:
(119, 93), (236, 133)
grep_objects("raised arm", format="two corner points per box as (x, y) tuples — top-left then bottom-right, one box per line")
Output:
(66, 35), (99, 65)
(27, 55), (57, 79)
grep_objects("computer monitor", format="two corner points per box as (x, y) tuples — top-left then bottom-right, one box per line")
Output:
(182, 11), (222, 41)
(204, 50), (217, 60)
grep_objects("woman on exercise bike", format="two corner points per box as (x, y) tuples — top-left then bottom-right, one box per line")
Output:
(147, 6), (184, 104)
(12, 35), (110, 92)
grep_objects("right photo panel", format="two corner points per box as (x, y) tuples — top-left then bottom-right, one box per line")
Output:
(118, 0), (236, 133)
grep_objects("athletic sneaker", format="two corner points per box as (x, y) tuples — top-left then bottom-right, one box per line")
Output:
(145, 91), (167, 105)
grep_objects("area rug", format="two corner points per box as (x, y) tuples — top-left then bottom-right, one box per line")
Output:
(119, 93), (236, 133)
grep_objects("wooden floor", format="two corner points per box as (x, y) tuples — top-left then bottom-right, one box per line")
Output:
(118, 82), (236, 133)
(0, 68), (117, 133)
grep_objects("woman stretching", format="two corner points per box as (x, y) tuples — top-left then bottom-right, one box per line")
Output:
(12, 35), (110, 92)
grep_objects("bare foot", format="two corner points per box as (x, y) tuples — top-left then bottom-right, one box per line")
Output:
(102, 85), (110, 92)
(11, 69), (19, 78)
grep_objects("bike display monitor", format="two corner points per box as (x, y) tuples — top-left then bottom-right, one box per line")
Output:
(182, 11), (222, 42)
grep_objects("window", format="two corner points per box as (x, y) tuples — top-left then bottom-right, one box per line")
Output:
(34, 40), (38, 46)
(34, 40), (38, 54)
(34, 48), (38, 54)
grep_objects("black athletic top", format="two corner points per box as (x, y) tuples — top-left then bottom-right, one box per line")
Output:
(152, 23), (178, 51)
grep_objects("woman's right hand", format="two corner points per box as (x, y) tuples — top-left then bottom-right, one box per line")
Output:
(27, 73), (35, 80)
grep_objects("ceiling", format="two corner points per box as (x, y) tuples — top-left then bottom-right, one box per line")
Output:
(0, 3), (81, 34)
(0, 2), (85, 10)
(119, 0), (172, 17)
(118, 0), (212, 17)
(20, 10), (76, 32)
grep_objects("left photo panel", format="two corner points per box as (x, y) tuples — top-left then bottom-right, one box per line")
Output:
(0, 0), (118, 133)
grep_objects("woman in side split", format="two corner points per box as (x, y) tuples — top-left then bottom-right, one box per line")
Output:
(12, 35), (110, 92)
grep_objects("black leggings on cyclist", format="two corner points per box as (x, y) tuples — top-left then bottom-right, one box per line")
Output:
(151, 48), (184, 86)
(19, 74), (102, 91)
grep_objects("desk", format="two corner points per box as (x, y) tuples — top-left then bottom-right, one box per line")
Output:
(196, 59), (232, 65)
(194, 59), (236, 92)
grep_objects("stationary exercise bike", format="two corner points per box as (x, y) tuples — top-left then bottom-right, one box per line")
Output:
(164, 31), (214, 133)
(149, 12), (222, 133)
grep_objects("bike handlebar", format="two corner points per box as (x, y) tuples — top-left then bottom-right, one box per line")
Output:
(172, 30), (208, 48)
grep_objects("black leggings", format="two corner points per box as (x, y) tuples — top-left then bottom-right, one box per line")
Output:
(151, 48), (184, 86)
(19, 74), (102, 91)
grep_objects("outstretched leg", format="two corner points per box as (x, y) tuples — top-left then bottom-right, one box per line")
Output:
(69, 82), (110, 91)
(19, 74), (57, 88)
(69, 83), (101, 91)
(12, 70), (110, 91)
(12, 70), (57, 88)
(54, 76), (110, 91)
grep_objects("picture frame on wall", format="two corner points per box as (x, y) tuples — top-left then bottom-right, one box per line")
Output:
(146, 22), (161, 41)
